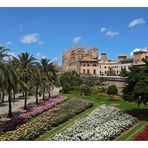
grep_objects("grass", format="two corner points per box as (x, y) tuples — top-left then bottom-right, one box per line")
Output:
(60, 91), (147, 111)
(37, 105), (97, 141)
(117, 121), (148, 141)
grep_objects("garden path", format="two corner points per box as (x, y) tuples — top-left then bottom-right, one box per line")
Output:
(0, 87), (60, 122)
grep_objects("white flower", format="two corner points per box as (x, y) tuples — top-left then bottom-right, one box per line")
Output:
(50, 105), (137, 141)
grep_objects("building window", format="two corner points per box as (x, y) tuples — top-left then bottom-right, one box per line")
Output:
(100, 71), (101, 75)
(104, 66), (107, 68)
(87, 69), (89, 74)
(87, 64), (89, 66)
(105, 71), (106, 74)
(83, 64), (85, 66)
(83, 69), (85, 73)
(93, 64), (96, 66)
(93, 69), (96, 74)
(117, 70), (118, 74)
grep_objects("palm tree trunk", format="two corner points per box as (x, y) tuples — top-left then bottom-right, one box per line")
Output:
(36, 85), (39, 105)
(8, 93), (12, 118)
(48, 90), (51, 98)
(42, 87), (45, 101)
(0, 92), (1, 104)
(24, 76), (28, 110)
(24, 91), (27, 110)
(0, 90), (5, 103)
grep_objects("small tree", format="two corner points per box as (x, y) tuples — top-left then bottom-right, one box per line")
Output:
(80, 84), (91, 96)
(60, 71), (82, 93)
(107, 85), (118, 100)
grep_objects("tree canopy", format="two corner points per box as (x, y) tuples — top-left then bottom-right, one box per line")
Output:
(122, 59), (148, 107)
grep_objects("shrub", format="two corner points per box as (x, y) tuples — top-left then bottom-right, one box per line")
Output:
(107, 85), (118, 95)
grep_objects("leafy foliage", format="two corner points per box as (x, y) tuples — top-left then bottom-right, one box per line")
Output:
(60, 71), (83, 93)
(107, 85), (118, 95)
(122, 59), (148, 106)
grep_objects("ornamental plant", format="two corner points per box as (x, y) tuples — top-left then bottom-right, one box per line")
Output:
(133, 125), (148, 141)
(0, 99), (93, 141)
(50, 105), (137, 141)
(1, 96), (66, 134)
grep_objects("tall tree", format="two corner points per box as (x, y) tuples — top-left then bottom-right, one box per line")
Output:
(14, 52), (36, 109)
(40, 58), (57, 98)
(122, 58), (148, 107)
(3, 63), (18, 117)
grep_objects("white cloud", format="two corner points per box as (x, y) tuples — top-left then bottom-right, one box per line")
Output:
(21, 33), (39, 44)
(7, 51), (16, 57)
(128, 18), (145, 28)
(106, 31), (119, 37)
(129, 47), (148, 57)
(100, 27), (107, 33)
(3, 51), (16, 61)
(72, 36), (83, 47)
(36, 53), (46, 60)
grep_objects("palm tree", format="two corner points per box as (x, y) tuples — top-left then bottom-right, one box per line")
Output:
(40, 58), (58, 98)
(31, 65), (42, 105)
(0, 46), (11, 104)
(14, 52), (36, 110)
(3, 63), (18, 117)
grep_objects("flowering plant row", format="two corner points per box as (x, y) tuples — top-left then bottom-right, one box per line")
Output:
(0, 99), (93, 141)
(1, 96), (66, 133)
(133, 125), (148, 141)
(50, 105), (137, 141)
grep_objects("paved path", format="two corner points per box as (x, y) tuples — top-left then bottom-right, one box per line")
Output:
(0, 87), (61, 122)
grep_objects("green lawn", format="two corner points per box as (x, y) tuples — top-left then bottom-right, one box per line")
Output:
(60, 91), (147, 111)
(117, 121), (148, 141)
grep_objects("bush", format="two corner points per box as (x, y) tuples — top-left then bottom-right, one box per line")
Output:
(107, 85), (118, 95)
(80, 84), (92, 96)
(91, 87), (103, 95)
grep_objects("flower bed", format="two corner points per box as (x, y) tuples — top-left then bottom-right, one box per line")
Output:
(0, 99), (93, 141)
(50, 105), (137, 141)
(133, 124), (148, 141)
(1, 96), (66, 133)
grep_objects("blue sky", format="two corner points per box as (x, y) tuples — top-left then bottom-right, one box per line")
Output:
(0, 8), (148, 65)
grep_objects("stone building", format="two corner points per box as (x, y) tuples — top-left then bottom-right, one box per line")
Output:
(61, 47), (147, 76)
(133, 49), (148, 66)
(62, 47), (98, 74)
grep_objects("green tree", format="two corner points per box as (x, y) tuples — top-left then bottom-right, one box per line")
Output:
(40, 58), (58, 98)
(14, 52), (36, 109)
(122, 59), (148, 107)
(120, 68), (128, 77)
(107, 85), (118, 95)
(60, 71), (82, 93)
(3, 63), (18, 117)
